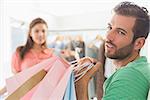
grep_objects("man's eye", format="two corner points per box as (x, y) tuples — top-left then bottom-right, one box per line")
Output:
(118, 31), (125, 35)
(107, 26), (112, 31)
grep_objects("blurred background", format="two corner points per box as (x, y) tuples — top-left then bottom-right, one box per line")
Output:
(0, 0), (149, 99)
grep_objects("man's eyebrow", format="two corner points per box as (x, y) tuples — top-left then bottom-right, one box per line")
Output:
(116, 28), (127, 33)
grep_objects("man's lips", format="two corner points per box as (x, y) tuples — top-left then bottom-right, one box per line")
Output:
(105, 42), (116, 49)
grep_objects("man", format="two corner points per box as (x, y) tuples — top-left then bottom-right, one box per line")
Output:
(103, 1), (150, 99)
(76, 1), (150, 100)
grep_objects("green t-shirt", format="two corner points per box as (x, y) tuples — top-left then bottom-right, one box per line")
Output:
(103, 56), (150, 100)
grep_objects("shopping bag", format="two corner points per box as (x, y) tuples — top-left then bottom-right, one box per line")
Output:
(6, 56), (58, 95)
(6, 69), (47, 100)
(22, 59), (72, 100)
(6, 56), (74, 100)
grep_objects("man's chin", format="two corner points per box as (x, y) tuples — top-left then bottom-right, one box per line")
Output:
(105, 53), (118, 59)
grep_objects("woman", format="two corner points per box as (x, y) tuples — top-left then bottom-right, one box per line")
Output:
(0, 17), (54, 95)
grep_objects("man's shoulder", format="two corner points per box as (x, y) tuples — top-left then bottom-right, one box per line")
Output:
(130, 57), (150, 83)
(131, 56), (150, 75)
(113, 64), (150, 84)
(113, 67), (141, 80)
(103, 66), (149, 100)
(134, 62), (150, 83)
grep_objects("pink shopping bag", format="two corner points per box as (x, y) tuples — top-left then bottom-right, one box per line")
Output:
(6, 69), (47, 100)
(21, 59), (72, 100)
(6, 56), (72, 100)
(6, 56), (58, 94)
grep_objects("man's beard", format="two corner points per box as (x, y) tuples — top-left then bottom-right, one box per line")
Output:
(105, 41), (134, 60)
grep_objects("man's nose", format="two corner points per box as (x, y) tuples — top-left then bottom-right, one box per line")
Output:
(106, 30), (116, 41)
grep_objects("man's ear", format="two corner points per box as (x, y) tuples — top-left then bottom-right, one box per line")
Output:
(134, 37), (145, 51)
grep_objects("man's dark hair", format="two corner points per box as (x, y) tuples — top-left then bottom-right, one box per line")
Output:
(114, 1), (149, 42)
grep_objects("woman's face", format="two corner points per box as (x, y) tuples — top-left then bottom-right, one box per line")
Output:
(30, 23), (48, 45)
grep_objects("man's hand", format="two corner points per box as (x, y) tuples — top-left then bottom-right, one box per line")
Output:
(75, 57), (102, 100)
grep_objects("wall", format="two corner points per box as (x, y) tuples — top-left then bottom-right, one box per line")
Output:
(0, 0), (12, 87)
(58, 11), (111, 30)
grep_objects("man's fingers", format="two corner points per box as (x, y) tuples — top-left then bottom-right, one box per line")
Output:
(79, 57), (97, 64)
(85, 62), (102, 79)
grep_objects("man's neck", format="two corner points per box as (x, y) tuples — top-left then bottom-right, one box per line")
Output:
(113, 53), (140, 69)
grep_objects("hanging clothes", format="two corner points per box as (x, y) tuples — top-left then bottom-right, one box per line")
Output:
(63, 73), (76, 100)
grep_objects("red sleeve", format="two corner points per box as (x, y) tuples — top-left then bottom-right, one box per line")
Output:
(11, 51), (21, 73)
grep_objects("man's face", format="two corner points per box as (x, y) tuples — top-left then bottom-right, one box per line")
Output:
(105, 14), (136, 60)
